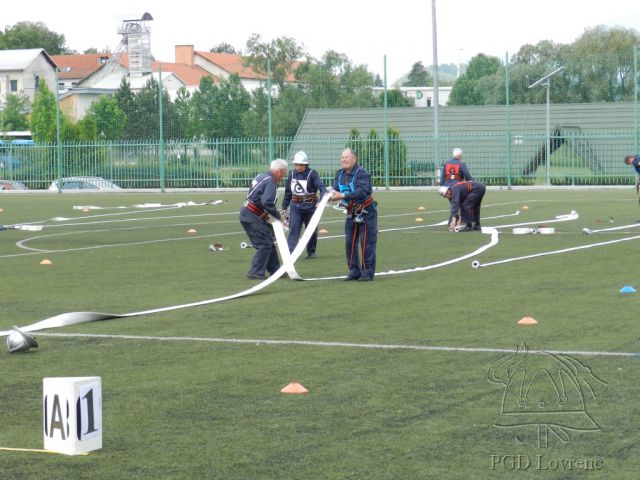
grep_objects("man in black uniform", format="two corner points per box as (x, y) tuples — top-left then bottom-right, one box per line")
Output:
(439, 147), (473, 188)
(281, 151), (327, 259)
(240, 159), (288, 279)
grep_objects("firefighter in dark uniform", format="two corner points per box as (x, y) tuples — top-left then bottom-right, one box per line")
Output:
(438, 180), (486, 232)
(330, 148), (377, 281)
(240, 159), (288, 279)
(281, 151), (327, 259)
(440, 147), (473, 187)
(624, 154), (640, 196)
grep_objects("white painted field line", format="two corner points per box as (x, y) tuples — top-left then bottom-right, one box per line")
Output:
(474, 234), (640, 268)
(35, 332), (640, 358)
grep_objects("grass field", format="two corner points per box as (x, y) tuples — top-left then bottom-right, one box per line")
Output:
(1, 188), (640, 479)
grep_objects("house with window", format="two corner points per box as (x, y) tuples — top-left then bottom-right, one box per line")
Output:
(0, 48), (57, 106)
(51, 53), (112, 92)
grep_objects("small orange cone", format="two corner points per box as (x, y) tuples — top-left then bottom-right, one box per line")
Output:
(517, 316), (538, 325)
(415, 217), (424, 222)
(40, 259), (52, 265)
(417, 206), (426, 211)
(280, 382), (308, 394)
(0, 208), (4, 212)
(319, 229), (328, 234)
(187, 228), (197, 234)
(82, 208), (91, 213)
(522, 205), (529, 210)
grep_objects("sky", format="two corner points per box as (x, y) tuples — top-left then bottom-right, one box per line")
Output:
(4, 0), (640, 82)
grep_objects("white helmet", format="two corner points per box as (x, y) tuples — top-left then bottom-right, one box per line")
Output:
(293, 151), (309, 165)
(437, 186), (450, 197)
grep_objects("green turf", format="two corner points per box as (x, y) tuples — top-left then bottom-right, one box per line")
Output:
(1, 189), (639, 479)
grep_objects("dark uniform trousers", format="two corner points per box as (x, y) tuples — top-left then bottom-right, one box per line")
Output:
(240, 208), (280, 277)
(287, 204), (317, 254)
(344, 206), (377, 280)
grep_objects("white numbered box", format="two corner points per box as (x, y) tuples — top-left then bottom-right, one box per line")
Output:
(43, 377), (102, 455)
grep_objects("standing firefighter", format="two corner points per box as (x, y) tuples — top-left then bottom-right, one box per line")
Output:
(330, 148), (378, 281)
(239, 159), (288, 280)
(438, 180), (486, 232)
(440, 147), (473, 187)
(281, 151), (327, 259)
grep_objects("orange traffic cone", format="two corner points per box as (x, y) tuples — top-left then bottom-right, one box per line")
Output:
(517, 316), (538, 325)
(280, 382), (309, 394)
(40, 259), (53, 265)
(319, 229), (328, 234)
(417, 206), (426, 211)
(187, 228), (197, 234)
(415, 217), (424, 222)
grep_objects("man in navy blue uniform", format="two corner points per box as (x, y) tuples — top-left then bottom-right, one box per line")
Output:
(624, 154), (640, 195)
(440, 147), (473, 188)
(240, 159), (288, 279)
(438, 180), (486, 232)
(281, 151), (327, 259)
(330, 148), (377, 281)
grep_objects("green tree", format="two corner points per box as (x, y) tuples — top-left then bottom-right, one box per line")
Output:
(131, 77), (183, 140)
(30, 81), (57, 142)
(0, 21), (72, 54)
(86, 95), (126, 140)
(210, 43), (239, 55)
(448, 54), (501, 105)
(244, 34), (305, 91)
(114, 77), (137, 139)
(382, 89), (411, 107)
(403, 61), (432, 87)
(0, 94), (30, 131)
(242, 87), (269, 138)
(272, 85), (308, 137)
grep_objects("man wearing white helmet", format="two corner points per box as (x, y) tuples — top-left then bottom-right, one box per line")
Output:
(281, 151), (327, 259)
(240, 159), (289, 279)
(439, 147), (473, 188)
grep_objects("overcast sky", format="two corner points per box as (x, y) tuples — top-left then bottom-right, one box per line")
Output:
(4, 0), (640, 81)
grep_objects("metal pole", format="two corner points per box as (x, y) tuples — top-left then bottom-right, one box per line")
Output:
(159, 65), (165, 192)
(431, 0), (440, 182)
(634, 45), (638, 154)
(383, 55), (389, 190)
(546, 81), (550, 186)
(54, 67), (62, 193)
(267, 59), (274, 161)
(505, 52), (511, 188)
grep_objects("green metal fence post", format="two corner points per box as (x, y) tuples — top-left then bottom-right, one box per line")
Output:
(505, 52), (512, 189)
(383, 55), (389, 190)
(159, 66), (165, 192)
(54, 67), (62, 193)
(634, 45), (638, 153)
(267, 59), (274, 162)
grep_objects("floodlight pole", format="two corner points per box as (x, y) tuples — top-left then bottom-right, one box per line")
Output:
(529, 67), (564, 186)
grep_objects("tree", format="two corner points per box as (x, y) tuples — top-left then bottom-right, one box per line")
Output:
(403, 61), (432, 87)
(244, 34), (305, 91)
(114, 77), (137, 139)
(30, 81), (57, 143)
(0, 21), (72, 54)
(210, 43), (239, 55)
(86, 95), (126, 140)
(448, 54), (501, 105)
(0, 94), (30, 131)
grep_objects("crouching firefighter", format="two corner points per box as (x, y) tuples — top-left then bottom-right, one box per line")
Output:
(239, 159), (288, 280)
(438, 180), (486, 232)
(330, 148), (378, 281)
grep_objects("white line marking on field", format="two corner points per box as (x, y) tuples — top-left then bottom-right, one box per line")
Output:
(474, 234), (640, 268)
(35, 332), (640, 358)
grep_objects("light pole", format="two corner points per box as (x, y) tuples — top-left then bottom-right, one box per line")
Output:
(528, 67), (565, 186)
